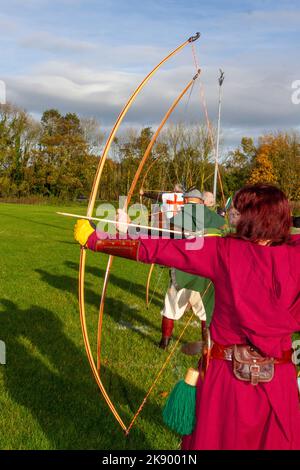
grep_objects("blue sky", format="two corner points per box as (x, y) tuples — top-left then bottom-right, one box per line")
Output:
(0, 0), (299, 147)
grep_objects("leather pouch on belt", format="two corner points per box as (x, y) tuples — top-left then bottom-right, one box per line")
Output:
(233, 344), (274, 385)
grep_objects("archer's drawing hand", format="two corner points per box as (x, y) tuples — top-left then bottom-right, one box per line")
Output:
(116, 209), (131, 234)
(74, 219), (95, 246)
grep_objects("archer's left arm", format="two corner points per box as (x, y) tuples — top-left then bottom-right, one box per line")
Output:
(137, 236), (219, 281)
(76, 220), (220, 281)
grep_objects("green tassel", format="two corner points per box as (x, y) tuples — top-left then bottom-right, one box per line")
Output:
(162, 379), (196, 435)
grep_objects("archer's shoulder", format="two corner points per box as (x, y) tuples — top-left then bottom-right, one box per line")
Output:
(202, 234), (226, 252)
(290, 234), (300, 246)
(218, 234), (300, 249)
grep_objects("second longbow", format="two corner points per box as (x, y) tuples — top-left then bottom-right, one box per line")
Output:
(96, 68), (201, 372)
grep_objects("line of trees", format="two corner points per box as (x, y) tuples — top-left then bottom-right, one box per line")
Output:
(0, 103), (299, 206)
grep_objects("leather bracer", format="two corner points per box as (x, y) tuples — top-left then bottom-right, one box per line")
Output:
(94, 238), (140, 261)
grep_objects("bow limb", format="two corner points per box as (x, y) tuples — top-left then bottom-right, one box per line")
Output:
(79, 250), (127, 430)
(87, 35), (200, 219)
(138, 159), (162, 249)
(140, 158), (160, 199)
(145, 263), (155, 308)
(125, 69), (201, 209)
(80, 33), (200, 431)
(96, 70), (201, 374)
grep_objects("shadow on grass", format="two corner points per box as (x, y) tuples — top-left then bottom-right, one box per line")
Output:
(0, 299), (165, 449)
(57, 240), (78, 245)
(0, 211), (70, 232)
(65, 260), (165, 309)
(35, 268), (163, 344)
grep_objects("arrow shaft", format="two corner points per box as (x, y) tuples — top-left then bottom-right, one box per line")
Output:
(57, 211), (200, 236)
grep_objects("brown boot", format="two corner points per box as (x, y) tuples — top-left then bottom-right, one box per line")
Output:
(159, 336), (171, 350)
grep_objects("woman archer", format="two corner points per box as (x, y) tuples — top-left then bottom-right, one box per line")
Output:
(74, 183), (300, 450)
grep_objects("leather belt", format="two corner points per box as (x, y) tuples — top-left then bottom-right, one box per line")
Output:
(211, 342), (292, 364)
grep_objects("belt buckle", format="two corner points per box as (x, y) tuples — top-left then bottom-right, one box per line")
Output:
(224, 348), (233, 361)
(250, 362), (260, 385)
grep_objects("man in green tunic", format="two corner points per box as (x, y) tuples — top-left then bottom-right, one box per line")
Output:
(159, 189), (225, 349)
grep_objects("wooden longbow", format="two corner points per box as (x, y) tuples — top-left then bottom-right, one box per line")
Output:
(78, 33), (201, 432)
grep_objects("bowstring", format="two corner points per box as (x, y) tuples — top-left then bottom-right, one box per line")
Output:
(111, 55), (203, 427)
(191, 43), (226, 207)
(122, 45), (227, 433)
(126, 281), (213, 435)
(147, 264), (169, 309)
(146, 77), (198, 301)
(191, 41), (200, 70)
(125, 49), (213, 431)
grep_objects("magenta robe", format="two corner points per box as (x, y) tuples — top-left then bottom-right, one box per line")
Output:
(136, 235), (300, 450)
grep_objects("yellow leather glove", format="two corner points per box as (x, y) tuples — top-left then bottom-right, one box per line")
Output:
(74, 219), (95, 246)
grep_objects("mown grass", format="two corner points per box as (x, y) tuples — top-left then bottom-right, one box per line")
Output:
(0, 203), (200, 450)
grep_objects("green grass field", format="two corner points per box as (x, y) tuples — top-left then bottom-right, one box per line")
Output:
(0, 203), (201, 450)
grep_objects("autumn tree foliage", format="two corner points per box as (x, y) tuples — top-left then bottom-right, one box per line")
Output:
(224, 133), (299, 203)
(0, 103), (40, 197)
(258, 133), (300, 200)
(0, 103), (299, 205)
(0, 104), (99, 200)
(223, 137), (256, 194)
(248, 133), (300, 200)
(248, 143), (277, 185)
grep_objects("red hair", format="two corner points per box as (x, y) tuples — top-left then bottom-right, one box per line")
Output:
(232, 184), (292, 245)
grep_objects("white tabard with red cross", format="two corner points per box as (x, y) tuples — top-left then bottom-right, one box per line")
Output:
(161, 192), (184, 219)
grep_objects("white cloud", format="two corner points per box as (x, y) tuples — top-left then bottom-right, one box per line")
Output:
(20, 32), (97, 53)
(0, 14), (19, 32)
(5, 58), (299, 145)
(239, 9), (300, 30)
(1, 2), (299, 148)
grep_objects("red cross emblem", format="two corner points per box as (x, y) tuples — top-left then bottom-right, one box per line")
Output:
(166, 193), (184, 212)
